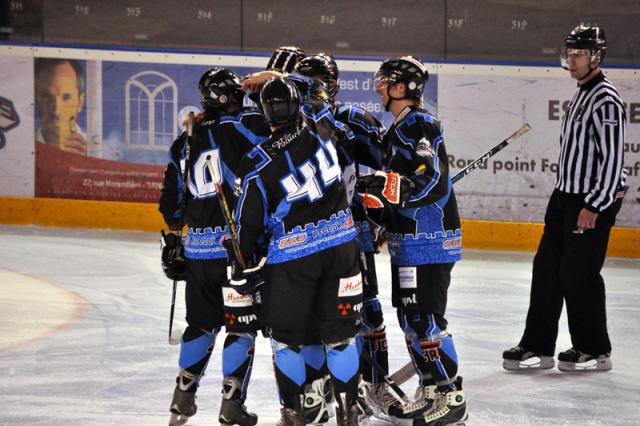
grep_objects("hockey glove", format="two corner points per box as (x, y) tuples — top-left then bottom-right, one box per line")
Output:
(161, 230), (186, 281)
(223, 238), (266, 296)
(356, 171), (415, 208)
(227, 257), (266, 296)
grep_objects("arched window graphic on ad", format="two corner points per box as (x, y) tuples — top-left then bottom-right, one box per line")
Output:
(125, 71), (178, 151)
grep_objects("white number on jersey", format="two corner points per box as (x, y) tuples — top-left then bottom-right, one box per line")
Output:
(185, 149), (220, 198)
(281, 141), (341, 203)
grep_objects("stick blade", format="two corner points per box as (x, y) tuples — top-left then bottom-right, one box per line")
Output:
(169, 328), (182, 345)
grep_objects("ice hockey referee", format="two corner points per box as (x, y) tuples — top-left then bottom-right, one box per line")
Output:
(504, 24), (627, 373)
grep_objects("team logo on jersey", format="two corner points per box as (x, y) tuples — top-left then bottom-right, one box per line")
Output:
(416, 137), (434, 158)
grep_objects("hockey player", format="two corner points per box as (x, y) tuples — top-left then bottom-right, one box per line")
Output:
(159, 68), (269, 426)
(266, 46), (306, 73)
(356, 57), (467, 425)
(294, 54), (397, 421)
(233, 77), (363, 425)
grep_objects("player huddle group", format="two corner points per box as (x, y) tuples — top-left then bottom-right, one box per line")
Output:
(157, 23), (628, 426)
(159, 46), (466, 426)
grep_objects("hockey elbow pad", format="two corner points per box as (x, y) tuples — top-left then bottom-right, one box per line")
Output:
(356, 171), (415, 208)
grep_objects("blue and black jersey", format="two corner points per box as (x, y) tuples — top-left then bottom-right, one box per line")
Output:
(158, 108), (269, 260)
(382, 106), (462, 265)
(234, 118), (356, 265)
(334, 104), (385, 253)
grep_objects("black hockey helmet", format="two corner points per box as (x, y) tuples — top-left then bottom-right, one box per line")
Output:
(260, 77), (301, 126)
(373, 56), (428, 101)
(295, 53), (340, 98)
(266, 46), (306, 73)
(198, 68), (244, 112)
(561, 24), (607, 69)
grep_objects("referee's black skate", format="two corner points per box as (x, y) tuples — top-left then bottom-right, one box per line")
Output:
(502, 346), (554, 370)
(169, 370), (199, 426)
(218, 377), (258, 426)
(557, 348), (612, 372)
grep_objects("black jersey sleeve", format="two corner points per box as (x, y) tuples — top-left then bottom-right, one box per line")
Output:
(158, 132), (187, 229)
(335, 105), (385, 170)
(393, 114), (451, 208)
(234, 151), (270, 261)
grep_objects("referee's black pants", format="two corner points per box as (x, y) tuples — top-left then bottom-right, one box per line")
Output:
(519, 189), (622, 356)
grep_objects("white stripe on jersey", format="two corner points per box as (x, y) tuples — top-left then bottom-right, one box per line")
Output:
(555, 74), (626, 211)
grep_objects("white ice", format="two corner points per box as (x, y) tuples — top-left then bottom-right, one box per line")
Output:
(0, 225), (639, 425)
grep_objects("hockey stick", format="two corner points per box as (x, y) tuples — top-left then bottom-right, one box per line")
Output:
(205, 154), (246, 269)
(385, 123), (533, 379)
(361, 351), (410, 403)
(167, 112), (195, 345)
(451, 123), (531, 184)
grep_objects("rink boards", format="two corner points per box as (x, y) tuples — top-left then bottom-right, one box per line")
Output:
(0, 44), (638, 257)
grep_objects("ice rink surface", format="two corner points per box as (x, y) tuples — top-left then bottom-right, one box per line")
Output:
(0, 225), (639, 426)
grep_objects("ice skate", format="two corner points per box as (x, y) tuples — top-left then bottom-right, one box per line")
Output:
(557, 348), (612, 372)
(303, 376), (334, 424)
(355, 380), (373, 423)
(218, 377), (258, 426)
(168, 369), (199, 426)
(364, 382), (402, 421)
(387, 383), (436, 422)
(502, 346), (554, 370)
(414, 378), (467, 426)
(335, 392), (360, 426)
(277, 407), (305, 426)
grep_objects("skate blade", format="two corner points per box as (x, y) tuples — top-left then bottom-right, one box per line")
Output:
(169, 412), (190, 426)
(503, 357), (554, 371)
(558, 358), (612, 372)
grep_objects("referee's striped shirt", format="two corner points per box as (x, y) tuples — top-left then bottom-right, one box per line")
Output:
(557, 71), (627, 212)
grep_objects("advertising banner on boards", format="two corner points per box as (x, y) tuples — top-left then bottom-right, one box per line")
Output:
(0, 55), (34, 197)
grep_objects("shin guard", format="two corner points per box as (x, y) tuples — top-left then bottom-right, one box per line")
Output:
(222, 331), (256, 403)
(179, 325), (219, 374)
(398, 310), (459, 390)
(272, 339), (306, 410)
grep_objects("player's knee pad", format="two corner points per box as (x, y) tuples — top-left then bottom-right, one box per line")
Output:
(359, 296), (385, 333)
(222, 332), (256, 403)
(301, 344), (326, 383)
(222, 331), (256, 377)
(179, 326), (219, 371)
(325, 338), (359, 386)
(271, 339), (306, 409)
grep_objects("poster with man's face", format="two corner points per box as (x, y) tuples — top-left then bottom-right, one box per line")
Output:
(34, 58), (87, 155)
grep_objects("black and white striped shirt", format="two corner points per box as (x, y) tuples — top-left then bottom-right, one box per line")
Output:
(556, 72), (627, 212)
